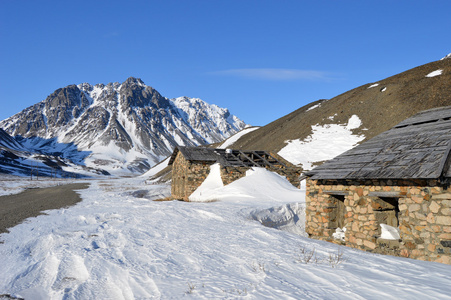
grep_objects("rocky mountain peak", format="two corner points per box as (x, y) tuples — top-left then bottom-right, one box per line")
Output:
(123, 77), (145, 86)
(0, 78), (246, 175)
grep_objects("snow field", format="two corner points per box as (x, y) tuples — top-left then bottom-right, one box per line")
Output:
(278, 115), (365, 170)
(0, 172), (450, 299)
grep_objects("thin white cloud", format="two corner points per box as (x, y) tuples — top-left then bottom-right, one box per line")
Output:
(103, 31), (121, 38)
(209, 68), (333, 81)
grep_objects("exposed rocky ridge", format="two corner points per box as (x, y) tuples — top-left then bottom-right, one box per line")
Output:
(0, 77), (246, 175)
(229, 56), (451, 154)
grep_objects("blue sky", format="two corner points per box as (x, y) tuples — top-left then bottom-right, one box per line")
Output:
(1, 1), (450, 126)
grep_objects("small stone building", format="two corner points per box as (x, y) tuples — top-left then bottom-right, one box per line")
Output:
(169, 146), (301, 201)
(304, 106), (451, 264)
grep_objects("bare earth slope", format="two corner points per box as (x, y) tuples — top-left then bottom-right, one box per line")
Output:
(231, 57), (451, 152)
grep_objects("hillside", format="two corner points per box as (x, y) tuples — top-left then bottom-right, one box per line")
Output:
(227, 56), (451, 169)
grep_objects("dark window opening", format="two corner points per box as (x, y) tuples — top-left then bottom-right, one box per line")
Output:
(328, 195), (346, 229)
(374, 197), (399, 236)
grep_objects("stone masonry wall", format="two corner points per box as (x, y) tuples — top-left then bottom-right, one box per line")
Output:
(305, 178), (451, 264)
(220, 166), (248, 185)
(171, 152), (215, 201)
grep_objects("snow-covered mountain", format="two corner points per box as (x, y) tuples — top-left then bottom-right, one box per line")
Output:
(0, 77), (246, 175)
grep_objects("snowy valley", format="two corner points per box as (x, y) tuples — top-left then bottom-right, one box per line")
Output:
(0, 170), (450, 299)
(2, 54), (451, 299)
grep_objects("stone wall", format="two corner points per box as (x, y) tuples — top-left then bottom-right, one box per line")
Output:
(220, 166), (248, 185)
(171, 152), (215, 201)
(271, 167), (301, 188)
(305, 178), (451, 264)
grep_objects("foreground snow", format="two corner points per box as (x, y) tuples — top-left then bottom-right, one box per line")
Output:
(0, 172), (450, 299)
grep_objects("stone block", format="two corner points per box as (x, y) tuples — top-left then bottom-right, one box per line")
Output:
(419, 231), (430, 239)
(414, 225), (425, 232)
(363, 240), (376, 249)
(438, 233), (451, 240)
(436, 256), (451, 264)
(404, 241), (416, 250)
(409, 204), (421, 212)
(411, 196), (423, 204)
(429, 201), (441, 214)
(436, 216), (451, 226)
(431, 225), (442, 232)
(400, 249), (410, 257)
(355, 232), (365, 239)
(431, 194), (451, 200)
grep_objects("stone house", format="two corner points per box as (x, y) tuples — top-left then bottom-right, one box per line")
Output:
(169, 146), (301, 201)
(304, 106), (451, 264)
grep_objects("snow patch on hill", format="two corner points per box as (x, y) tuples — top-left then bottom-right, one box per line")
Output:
(426, 69), (443, 78)
(306, 103), (321, 111)
(218, 126), (260, 149)
(278, 115), (365, 170)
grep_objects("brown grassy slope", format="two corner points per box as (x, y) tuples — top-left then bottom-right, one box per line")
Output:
(230, 58), (451, 152)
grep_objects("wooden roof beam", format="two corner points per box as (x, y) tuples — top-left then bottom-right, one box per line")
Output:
(238, 150), (262, 167)
(267, 153), (288, 168)
(251, 151), (274, 168)
(225, 151), (247, 167)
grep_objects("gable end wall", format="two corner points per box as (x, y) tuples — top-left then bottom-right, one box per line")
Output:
(171, 152), (216, 201)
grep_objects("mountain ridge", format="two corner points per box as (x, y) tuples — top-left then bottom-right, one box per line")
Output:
(0, 77), (246, 176)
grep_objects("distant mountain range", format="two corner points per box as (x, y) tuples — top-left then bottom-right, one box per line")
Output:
(0, 77), (246, 176)
(220, 54), (451, 170)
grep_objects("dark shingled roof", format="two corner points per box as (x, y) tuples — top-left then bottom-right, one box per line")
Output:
(305, 106), (451, 180)
(168, 146), (289, 168)
(169, 147), (220, 163)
